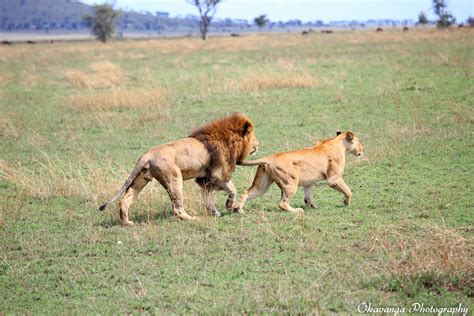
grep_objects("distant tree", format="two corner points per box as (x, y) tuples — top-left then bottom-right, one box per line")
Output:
(437, 12), (456, 27)
(186, 0), (222, 40)
(254, 14), (269, 31)
(418, 11), (428, 25)
(466, 16), (474, 27)
(432, 0), (446, 17)
(432, 0), (456, 28)
(83, 4), (121, 43)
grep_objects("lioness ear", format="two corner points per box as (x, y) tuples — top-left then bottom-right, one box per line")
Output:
(336, 131), (342, 136)
(241, 122), (252, 136)
(346, 132), (354, 142)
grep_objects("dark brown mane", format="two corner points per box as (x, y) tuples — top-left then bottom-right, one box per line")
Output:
(190, 113), (254, 182)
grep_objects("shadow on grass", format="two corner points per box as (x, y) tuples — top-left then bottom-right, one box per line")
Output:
(98, 207), (174, 228)
(98, 206), (242, 227)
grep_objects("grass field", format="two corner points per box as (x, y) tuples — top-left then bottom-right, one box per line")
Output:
(1, 29), (473, 314)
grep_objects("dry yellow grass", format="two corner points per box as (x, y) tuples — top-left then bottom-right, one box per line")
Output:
(370, 224), (473, 288)
(0, 72), (15, 85)
(227, 71), (319, 92)
(0, 117), (18, 139)
(0, 150), (208, 218)
(64, 61), (126, 88)
(66, 88), (167, 112)
(1, 29), (472, 62)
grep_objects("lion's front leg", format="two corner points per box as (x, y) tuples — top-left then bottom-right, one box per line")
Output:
(200, 187), (222, 217)
(196, 177), (222, 217)
(220, 180), (237, 211)
(205, 166), (237, 211)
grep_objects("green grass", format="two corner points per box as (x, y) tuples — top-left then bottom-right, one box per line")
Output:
(1, 30), (473, 314)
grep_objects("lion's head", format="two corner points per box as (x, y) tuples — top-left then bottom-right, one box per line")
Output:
(190, 113), (259, 181)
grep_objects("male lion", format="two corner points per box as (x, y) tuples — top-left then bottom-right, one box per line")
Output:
(235, 131), (363, 213)
(99, 113), (259, 225)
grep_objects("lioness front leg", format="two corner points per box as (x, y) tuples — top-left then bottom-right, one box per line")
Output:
(303, 185), (316, 209)
(328, 177), (352, 206)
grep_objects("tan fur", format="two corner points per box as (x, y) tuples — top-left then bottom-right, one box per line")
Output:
(235, 131), (363, 213)
(99, 113), (259, 225)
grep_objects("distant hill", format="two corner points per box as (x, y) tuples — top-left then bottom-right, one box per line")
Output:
(1, 0), (418, 36)
(0, 0), (200, 33)
(2, 0), (92, 31)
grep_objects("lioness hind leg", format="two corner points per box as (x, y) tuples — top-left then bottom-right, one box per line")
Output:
(119, 171), (150, 226)
(277, 182), (304, 214)
(234, 165), (273, 213)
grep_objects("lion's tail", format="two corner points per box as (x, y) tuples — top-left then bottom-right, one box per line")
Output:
(239, 158), (268, 166)
(98, 154), (151, 211)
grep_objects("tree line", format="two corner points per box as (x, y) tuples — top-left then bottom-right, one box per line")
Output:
(85, 0), (473, 43)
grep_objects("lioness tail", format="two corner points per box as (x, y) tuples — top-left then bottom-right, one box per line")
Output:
(98, 155), (151, 211)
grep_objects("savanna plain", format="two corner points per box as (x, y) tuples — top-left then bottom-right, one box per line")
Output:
(1, 29), (473, 314)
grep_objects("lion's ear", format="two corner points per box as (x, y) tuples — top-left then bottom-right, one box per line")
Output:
(346, 132), (354, 142)
(336, 131), (342, 136)
(241, 121), (252, 136)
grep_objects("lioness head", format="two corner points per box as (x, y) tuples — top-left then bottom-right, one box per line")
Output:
(337, 131), (364, 157)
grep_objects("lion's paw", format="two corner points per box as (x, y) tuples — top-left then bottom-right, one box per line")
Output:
(233, 206), (244, 214)
(225, 198), (235, 210)
(121, 220), (135, 226)
(208, 209), (222, 217)
(305, 202), (317, 209)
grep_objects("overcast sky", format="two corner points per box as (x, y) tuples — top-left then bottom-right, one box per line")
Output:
(80, 0), (473, 22)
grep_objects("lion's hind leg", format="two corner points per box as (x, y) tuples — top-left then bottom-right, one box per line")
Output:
(234, 165), (273, 213)
(119, 170), (151, 226)
(159, 171), (195, 221)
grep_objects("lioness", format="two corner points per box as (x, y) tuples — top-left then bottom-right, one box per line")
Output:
(235, 131), (363, 213)
(99, 113), (259, 225)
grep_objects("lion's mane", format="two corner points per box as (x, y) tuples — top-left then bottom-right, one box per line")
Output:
(190, 113), (254, 183)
